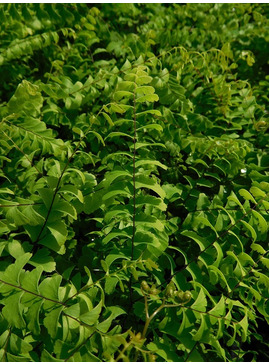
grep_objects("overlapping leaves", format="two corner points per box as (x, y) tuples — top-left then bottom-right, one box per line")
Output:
(0, 3), (268, 362)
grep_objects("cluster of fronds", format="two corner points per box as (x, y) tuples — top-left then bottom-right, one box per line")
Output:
(0, 4), (268, 362)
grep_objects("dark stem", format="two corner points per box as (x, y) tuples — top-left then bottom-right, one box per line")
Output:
(0, 279), (66, 306)
(184, 342), (198, 362)
(129, 85), (137, 308)
(131, 88), (137, 261)
(32, 139), (83, 251)
(63, 322), (95, 362)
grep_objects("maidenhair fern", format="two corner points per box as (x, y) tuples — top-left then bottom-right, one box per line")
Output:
(0, 3), (268, 362)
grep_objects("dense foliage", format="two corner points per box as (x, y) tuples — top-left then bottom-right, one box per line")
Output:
(0, 3), (268, 362)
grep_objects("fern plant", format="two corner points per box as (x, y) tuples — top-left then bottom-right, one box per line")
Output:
(0, 3), (268, 362)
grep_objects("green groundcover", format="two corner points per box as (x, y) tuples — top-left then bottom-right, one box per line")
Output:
(0, 3), (268, 362)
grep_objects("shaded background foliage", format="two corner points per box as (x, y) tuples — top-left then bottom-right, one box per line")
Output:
(0, 3), (268, 362)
